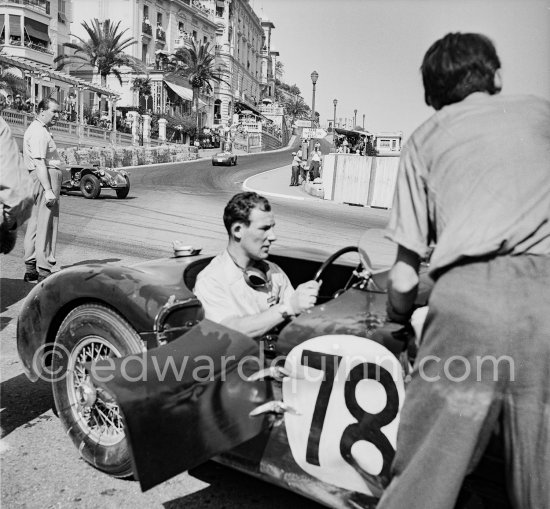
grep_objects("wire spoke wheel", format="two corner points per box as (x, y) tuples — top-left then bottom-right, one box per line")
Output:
(66, 336), (125, 445)
(52, 304), (144, 477)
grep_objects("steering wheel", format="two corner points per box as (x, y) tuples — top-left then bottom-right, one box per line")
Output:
(313, 246), (368, 298)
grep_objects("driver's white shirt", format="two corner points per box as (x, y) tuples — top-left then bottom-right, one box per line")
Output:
(194, 250), (295, 324)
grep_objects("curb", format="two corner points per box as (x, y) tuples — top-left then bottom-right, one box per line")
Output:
(242, 165), (320, 202)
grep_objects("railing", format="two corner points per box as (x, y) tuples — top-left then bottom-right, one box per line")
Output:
(191, 0), (215, 20)
(5, 0), (48, 14)
(142, 22), (152, 36)
(25, 41), (53, 54)
(262, 122), (282, 140)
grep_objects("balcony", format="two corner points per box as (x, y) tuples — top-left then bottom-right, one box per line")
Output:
(142, 22), (152, 37)
(0, 39), (53, 65)
(4, 0), (49, 15)
(191, 0), (215, 21)
(174, 32), (193, 49)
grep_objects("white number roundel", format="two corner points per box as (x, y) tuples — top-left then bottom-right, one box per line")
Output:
(282, 335), (406, 496)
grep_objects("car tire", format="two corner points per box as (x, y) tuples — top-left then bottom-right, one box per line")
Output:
(51, 304), (144, 478)
(116, 177), (130, 199)
(80, 174), (101, 199)
(212, 162), (217, 166)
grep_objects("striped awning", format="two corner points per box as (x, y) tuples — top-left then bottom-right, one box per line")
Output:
(24, 18), (49, 42)
(164, 80), (206, 106)
(10, 15), (21, 37)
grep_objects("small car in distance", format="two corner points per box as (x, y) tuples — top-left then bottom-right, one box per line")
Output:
(211, 150), (237, 166)
(61, 165), (130, 199)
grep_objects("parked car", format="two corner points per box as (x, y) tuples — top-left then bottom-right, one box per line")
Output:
(61, 165), (130, 199)
(212, 150), (237, 166)
(17, 235), (508, 508)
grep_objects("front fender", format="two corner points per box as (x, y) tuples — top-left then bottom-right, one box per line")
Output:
(17, 257), (200, 381)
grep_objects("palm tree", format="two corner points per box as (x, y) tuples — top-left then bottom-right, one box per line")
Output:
(283, 96), (310, 123)
(0, 71), (27, 99)
(170, 40), (229, 133)
(131, 77), (152, 111)
(54, 19), (145, 110)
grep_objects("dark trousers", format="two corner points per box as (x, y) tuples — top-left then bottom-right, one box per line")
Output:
(299, 166), (309, 183)
(290, 165), (299, 186)
(310, 160), (321, 180)
(378, 255), (550, 509)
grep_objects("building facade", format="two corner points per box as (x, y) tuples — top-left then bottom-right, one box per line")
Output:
(68, 0), (275, 130)
(0, 0), (114, 113)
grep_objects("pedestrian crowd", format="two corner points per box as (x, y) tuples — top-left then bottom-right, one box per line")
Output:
(289, 139), (323, 186)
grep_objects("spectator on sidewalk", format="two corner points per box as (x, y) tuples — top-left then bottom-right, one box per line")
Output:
(22, 97), (63, 282)
(0, 85), (33, 254)
(290, 152), (300, 186)
(310, 146), (322, 180)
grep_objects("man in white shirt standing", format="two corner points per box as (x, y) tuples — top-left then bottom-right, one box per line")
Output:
(194, 192), (320, 338)
(22, 97), (63, 282)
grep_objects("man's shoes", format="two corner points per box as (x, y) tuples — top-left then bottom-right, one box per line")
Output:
(23, 270), (39, 282)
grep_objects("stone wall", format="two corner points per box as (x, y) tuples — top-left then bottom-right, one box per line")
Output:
(57, 145), (200, 168)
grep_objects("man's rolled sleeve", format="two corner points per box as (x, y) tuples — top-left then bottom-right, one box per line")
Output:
(385, 141), (430, 258)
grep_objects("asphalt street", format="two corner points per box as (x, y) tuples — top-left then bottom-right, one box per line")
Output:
(0, 140), (393, 509)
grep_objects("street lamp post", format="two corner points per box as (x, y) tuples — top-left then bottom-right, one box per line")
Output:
(363, 113), (365, 129)
(310, 70), (318, 133)
(333, 98), (337, 151)
(354, 109), (357, 128)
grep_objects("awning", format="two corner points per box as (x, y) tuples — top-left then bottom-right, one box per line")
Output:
(0, 14), (5, 35)
(164, 80), (206, 106)
(235, 100), (260, 116)
(24, 18), (49, 42)
(10, 15), (21, 37)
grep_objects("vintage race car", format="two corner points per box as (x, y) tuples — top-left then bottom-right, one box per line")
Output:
(61, 165), (130, 199)
(212, 150), (238, 166)
(17, 234), (508, 508)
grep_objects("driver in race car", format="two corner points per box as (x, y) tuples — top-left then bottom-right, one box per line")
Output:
(194, 192), (320, 337)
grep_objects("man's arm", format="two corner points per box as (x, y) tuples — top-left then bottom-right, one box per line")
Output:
(222, 280), (320, 337)
(387, 245), (421, 324)
(34, 159), (57, 206)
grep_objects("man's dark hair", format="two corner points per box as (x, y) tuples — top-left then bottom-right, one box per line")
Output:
(223, 192), (271, 234)
(421, 32), (501, 110)
(37, 96), (59, 113)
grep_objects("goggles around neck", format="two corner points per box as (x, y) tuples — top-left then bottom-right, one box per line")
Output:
(227, 251), (272, 290)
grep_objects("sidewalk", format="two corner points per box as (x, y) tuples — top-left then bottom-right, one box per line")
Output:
(243, 165), (321, 202)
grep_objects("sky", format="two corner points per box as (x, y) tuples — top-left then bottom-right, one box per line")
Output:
(254, 0), (550, 139)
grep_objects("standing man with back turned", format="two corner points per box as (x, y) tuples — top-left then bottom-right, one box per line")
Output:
(379, 33), (550, 509)
(23, 97), (63, 282)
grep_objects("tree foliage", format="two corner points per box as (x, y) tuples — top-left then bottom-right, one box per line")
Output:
(54, 19), (145, 87)
(282, 96), (310, 121)
(169, 40), (229, 132)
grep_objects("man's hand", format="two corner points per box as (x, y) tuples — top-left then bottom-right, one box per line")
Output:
(288, 280), (321, 315)
(44, 189), (57, 208)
